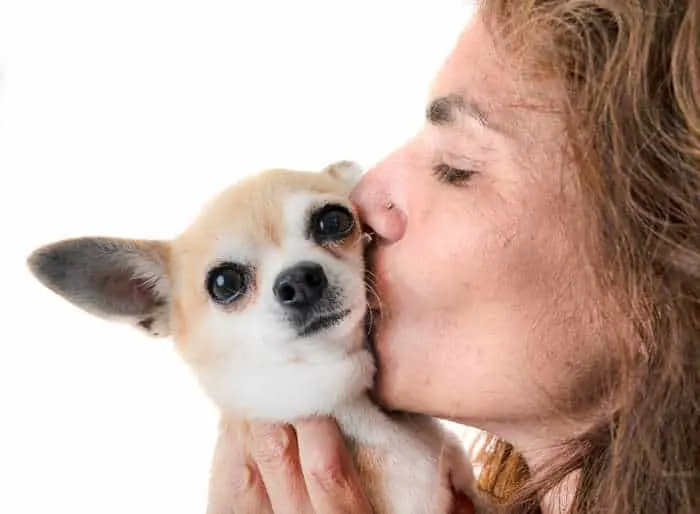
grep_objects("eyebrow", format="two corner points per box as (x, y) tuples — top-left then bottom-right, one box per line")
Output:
(426, 94), (502, 134)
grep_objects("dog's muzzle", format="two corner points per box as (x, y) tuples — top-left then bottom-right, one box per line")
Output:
(273, 261), (348, 336)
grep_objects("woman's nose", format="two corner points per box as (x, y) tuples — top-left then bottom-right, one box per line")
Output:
(350, 166), (406, 244)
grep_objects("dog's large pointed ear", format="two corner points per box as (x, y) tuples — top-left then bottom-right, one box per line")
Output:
(322, 160), (363, 187)
(27, 237), (172, 338)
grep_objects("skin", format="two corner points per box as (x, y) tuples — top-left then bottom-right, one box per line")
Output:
(226, 11), (608, 513)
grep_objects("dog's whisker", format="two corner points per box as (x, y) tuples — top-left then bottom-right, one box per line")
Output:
(364, 269), (379, 283)
(364, 281), (385, 326)
(353, 231), (375, 249)
(365, 281), (382, 306)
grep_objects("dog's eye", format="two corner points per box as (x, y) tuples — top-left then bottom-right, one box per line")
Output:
(311, 204), (355, 242)
(206, 263), (248, 304)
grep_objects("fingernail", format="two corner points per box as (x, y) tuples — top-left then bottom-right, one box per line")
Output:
(295, 416), (339, 442)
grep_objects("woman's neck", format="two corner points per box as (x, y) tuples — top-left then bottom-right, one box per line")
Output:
(476, 420), (587, 514)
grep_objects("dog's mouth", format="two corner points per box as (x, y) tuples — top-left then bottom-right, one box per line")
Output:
(298, 309), (351, 337)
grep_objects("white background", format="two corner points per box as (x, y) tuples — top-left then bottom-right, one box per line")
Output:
(0, 1), (478, 512)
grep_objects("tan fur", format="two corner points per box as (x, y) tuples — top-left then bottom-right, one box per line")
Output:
(27, 162), (480, 514)
(352, 443), (393, 514)
(175, 168), (383, 510)
(179, 168), (351, 249)
(169, 168), (357, 365)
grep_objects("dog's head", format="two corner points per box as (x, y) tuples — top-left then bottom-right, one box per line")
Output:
(27, 161), (374, 420)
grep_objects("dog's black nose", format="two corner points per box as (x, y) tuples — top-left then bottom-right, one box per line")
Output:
(273, 262), (327, 309)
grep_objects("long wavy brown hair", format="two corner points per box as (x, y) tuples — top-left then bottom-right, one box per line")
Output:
(470, 1), (700, 513)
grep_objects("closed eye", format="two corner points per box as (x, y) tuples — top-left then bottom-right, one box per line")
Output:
(432, 163), (478, 185)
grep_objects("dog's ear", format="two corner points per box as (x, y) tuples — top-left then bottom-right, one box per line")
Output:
(322, 160), (363, 187)
(27, 237), (172, 338)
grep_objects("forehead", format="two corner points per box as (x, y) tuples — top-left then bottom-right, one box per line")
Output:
(175, 169), (352, 254)
(430, 15), (564, 137)
(430, 18), (511, 119)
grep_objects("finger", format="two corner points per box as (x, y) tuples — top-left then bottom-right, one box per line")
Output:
(251, 423), (314, 514)
(207, 422), (272, 514)
(296, 417), (373, 514)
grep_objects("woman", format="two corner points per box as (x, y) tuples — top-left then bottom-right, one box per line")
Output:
(220, 1), (700, 512)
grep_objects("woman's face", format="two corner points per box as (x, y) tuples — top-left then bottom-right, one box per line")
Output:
(351, 14), (607, 446)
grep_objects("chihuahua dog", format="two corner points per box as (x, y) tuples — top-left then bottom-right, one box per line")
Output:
(26, 161), (481, 513)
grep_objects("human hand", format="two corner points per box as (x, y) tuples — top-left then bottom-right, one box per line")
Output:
(209, 416), (476, 513)
(216, 416), (372, 513)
